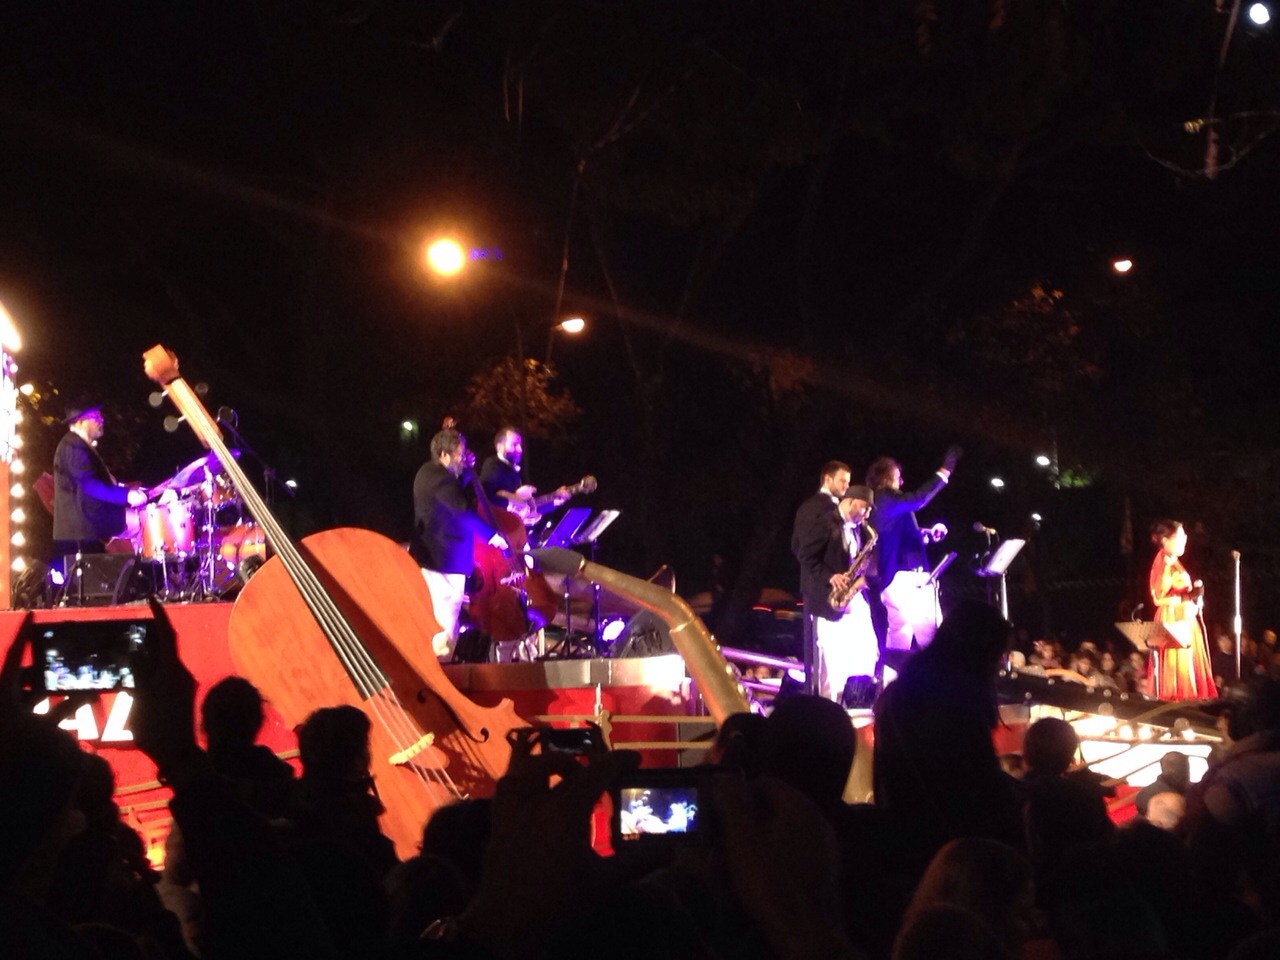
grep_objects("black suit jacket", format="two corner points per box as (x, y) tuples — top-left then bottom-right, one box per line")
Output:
(868, 473), (947, 585)
(410, 461), (492, 574)
(792, 491), (854, 621)
(479, 455), (522, 506)
(52, 431), (129, 543)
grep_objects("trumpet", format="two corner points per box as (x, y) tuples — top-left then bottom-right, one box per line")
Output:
(828, 525), (878, 614)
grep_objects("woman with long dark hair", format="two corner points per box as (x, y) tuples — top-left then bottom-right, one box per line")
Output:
(1148, 519), (1217, 701)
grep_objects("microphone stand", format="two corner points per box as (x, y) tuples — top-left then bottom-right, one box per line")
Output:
(1232, 550), (1242, 683)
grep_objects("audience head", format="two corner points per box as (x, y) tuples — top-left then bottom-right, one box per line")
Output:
(904, 837), (1035, 956)
(707, 711), (768, 778)
(1158, 751), (1191, 791)
(928, 600), (1012, 673)
(1022, 718), (1079, 776)
(297, 705), (372, 783)
(759, 695), (854, 814)
(201, 676), (266, 750)
(0, 721), (85, 893)
(1213, 675), (1280, 741)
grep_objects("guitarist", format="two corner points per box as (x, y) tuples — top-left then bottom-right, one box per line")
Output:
(480, 427), (570, 525)
(410, 427), (496, 659)
(791, 462), (879, 703)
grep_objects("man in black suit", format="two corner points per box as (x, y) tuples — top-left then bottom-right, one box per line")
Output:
(865, 446), (960, 655)
(52, 404), (147, 566)
(792, 461), (878, 702)
(411, 428), (493, 658)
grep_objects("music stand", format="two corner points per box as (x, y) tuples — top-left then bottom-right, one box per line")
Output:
(1115, 620), (1193, 700)
(538, 507), (592, 550)
(975, 538), (1025, 621)
(1114, 620), (1191, 652)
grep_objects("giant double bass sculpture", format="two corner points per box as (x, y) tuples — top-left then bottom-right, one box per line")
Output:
(144, 346), (526, 858)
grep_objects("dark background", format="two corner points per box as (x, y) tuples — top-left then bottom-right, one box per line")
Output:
(3, 1), (1278, 646)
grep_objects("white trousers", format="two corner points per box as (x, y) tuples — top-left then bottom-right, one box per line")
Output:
(421, 569), (466, 659)
(813, 592), (878, 702)
(880, 569), (940, 651)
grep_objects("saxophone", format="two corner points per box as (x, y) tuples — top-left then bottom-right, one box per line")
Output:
(827, 524), (878, 614)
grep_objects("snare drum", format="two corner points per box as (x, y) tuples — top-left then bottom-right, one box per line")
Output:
(137, 500), (196, 560)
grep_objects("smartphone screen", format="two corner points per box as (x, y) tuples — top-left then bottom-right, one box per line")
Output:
(616, 783), (700, 840)
(35, 620), (149, 693)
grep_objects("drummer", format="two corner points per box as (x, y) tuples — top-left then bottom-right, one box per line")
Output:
(52, 403), (148, 568)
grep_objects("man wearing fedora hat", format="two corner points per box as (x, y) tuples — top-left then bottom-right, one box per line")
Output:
(52, 404), (148, 564)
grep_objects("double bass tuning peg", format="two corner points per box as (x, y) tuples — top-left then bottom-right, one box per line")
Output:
(148, 390), (167, 408)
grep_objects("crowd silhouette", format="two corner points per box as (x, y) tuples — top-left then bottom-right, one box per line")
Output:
(4, 597), (1280, 959)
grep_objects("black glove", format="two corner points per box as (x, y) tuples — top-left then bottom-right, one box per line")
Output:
(942, 445), (963, 473)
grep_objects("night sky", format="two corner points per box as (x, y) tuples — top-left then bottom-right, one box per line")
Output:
(3, 2), (1279, 642)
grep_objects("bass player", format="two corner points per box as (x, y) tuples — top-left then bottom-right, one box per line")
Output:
(792, 462), (879, 703)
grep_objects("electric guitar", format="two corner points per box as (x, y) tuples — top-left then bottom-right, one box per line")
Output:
(499, 475), (596, 525)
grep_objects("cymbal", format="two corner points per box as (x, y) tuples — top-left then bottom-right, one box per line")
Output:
(159, 449), (240, 492)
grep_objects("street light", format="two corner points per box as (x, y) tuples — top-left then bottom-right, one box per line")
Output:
(424, 237), (467, 278)
(1111, 258), (1134, 274)
(545, 316), (587, 363)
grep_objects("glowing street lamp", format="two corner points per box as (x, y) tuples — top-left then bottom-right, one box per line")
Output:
(990, 477), (1006, 490)
(545, 316), (587, 363)
(424, 237), (467, 278)
(1112, 258), (1134, 274)
(1035, 454), (1052, 468)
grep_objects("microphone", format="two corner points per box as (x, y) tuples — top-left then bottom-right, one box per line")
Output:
(973, 522), (997, 536)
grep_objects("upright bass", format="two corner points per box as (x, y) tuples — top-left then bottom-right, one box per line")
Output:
(144, 347), (526, 858)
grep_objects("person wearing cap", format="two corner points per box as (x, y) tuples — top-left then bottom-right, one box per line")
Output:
(52, 404), (148, 564)
(791, 461), (878, 702)
(865, 447), (961, 655)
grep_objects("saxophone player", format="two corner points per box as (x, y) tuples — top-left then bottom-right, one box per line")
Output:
(791, 465), (879, 703)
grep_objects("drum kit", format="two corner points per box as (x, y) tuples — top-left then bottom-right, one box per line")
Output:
(119, 451), (267, 601)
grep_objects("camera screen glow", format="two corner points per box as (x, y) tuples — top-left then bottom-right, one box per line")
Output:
(40, 623), (146, 692)
(618, 786), (698, 838)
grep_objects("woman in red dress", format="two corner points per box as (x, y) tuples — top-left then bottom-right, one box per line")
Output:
(1147, 519), (1217, 701)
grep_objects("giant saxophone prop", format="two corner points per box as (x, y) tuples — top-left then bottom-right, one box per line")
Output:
(533, 548), (750, 724)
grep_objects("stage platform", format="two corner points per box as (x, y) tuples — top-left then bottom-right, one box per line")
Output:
(1, 602), (712, 863)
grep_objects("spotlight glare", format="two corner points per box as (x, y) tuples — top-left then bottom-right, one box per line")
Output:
(990, 477), (1006, 489)
(10, 459), (23, 475)
(10, 532), (25, 547)
(18, 382), (34, 396)
(285, 479), (298, 490)
(1035, 454), (1052, 467)
(10, 483), (24, 497)
(1249, 3), (1271, 25)
(558, 316), (586, 334)
(10, 507), (26, 523)
(1112, 258), (1134, 274)
(10, 557), (26, 573)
